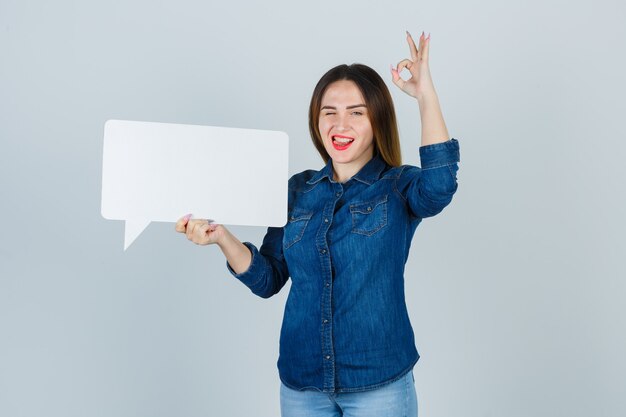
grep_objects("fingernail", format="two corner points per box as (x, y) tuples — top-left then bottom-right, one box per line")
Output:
(183, 213), (192, 220)
(427, 33), (431, 40)
(421, 31), (424, 37)
(406, 30), (411, 37)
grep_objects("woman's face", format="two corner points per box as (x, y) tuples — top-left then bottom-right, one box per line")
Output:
(318, 80), (375, 170)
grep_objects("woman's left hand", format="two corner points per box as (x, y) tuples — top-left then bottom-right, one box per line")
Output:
(391, 31), (435, 100)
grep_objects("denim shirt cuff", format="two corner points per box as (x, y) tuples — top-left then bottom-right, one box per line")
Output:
(419, 138), (460, 170)
(225, 241), (265, 287)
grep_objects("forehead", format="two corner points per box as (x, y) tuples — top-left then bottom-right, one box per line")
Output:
(320, 80), (365, 104)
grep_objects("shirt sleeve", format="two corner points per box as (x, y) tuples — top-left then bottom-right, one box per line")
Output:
(395, 138), (460, 218)
(225, 226), (290, 299)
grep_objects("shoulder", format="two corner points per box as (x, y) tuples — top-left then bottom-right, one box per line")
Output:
(380, 164), (420, 181)
(398, 164), (420, 177)
(288, 169), (320, 192)
(387, 164), (422, 192)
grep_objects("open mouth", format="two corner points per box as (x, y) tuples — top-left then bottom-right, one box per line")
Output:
(332, 135), (354, 151)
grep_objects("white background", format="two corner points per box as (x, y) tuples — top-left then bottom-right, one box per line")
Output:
(1, 0), (625, 416)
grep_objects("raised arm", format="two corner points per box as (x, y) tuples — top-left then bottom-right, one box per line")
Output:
(391, 31), (460, 218)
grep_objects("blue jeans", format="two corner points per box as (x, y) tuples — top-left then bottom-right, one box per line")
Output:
(280, 370), (418, 417)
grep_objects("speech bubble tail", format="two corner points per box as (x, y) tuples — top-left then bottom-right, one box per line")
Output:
(124, 219), (151, 251)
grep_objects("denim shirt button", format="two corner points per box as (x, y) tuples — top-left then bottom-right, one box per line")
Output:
(324, 218), (329, 223)
(325, 355), (331, 360)
(367, 206), (372, 211)
(335, 192), (341, 197)
(320, 249), (327, 254)
(325, 282), (330, 287)
(323, 319), (329, 324)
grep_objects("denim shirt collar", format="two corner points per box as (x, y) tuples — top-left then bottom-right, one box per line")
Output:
(306, 153), (387, 186)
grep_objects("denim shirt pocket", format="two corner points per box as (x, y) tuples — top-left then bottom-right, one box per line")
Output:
(349, 194), (388, 236)
(283, 208), (313, 249)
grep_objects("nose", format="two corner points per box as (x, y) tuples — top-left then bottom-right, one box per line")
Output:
(334, 113), (349, 131)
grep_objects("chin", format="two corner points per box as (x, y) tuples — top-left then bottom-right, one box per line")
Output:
(326, 146), (357, 162)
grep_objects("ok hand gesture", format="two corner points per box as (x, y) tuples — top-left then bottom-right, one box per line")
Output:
(391, 31), (435, 100)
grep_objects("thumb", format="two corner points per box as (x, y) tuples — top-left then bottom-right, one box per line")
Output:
(207, 220), (221, 232)
(175, 213), (193, 232)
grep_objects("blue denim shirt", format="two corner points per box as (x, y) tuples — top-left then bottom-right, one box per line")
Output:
(228, 138), (460, 393)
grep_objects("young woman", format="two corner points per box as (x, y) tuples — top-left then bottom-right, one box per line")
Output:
(176, 31), (460, 417)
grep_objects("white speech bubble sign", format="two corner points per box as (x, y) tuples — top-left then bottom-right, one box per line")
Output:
(101, 119), (289, 250)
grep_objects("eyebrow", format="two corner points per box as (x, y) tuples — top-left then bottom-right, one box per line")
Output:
(320, 104), (367, 110)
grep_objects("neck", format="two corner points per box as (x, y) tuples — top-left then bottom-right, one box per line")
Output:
(332, 164), (358, 183)
(331, 154), (375, 183)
